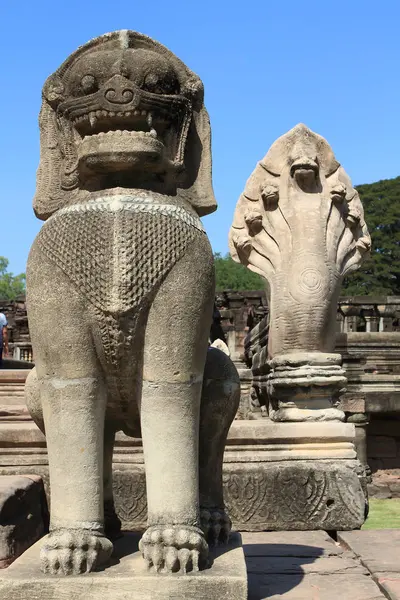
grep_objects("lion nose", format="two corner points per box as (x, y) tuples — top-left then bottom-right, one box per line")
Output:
(104, 74), (138, 105)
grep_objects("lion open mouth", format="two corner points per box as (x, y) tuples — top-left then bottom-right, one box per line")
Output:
(73, 109), (168, 141)
(61, 97), (190, 176)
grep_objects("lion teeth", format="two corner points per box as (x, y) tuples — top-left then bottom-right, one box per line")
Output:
(89, 112), (97, 128)
(149, 128), (157, 138)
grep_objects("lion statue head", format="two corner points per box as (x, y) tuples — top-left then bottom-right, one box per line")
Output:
(35, 30), (216, 219)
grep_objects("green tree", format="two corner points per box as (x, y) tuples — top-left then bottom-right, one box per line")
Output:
(342, 176), (400, 296)
(214, 252), (264, 291)
(0, 257), (26, 300)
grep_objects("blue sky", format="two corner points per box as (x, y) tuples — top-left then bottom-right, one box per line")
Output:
(1, 1), (400, 275)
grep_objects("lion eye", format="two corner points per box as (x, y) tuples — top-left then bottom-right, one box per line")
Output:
(142, 72), (178, 95)
(81, 74), (97, 94)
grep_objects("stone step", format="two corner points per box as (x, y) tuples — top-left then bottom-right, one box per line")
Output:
(0, 371), (30, 383)
(0, 396), (26, 406)
(0, 406), (30, 421)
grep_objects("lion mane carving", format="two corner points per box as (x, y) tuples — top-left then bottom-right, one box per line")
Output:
(25, 31), (239, 576)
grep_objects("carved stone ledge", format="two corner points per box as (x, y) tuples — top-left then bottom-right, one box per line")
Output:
(0, 420), (366, 532)
(223, 460), (366, 531)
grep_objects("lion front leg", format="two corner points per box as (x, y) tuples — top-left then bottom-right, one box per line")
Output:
(26, 247), (113, 575)
(38, 374), (113, 575)
(138, 235), (214, 574)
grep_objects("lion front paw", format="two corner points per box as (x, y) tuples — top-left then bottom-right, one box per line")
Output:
(40, 529), (113, 575)
(139, 525), (208, 574)
(200, 508), (231, 546)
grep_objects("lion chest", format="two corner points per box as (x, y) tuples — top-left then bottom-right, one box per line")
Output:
(36, 199), (201, 314)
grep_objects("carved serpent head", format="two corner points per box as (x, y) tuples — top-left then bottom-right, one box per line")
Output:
(229, 124), (371, 356)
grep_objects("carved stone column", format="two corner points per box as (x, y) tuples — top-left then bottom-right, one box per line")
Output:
(341, 304), (361, 333)
(377, 304), (396, 332)
(364, 309), (379, 333)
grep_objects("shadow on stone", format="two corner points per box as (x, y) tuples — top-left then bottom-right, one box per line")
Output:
(244, 543), (324, 600)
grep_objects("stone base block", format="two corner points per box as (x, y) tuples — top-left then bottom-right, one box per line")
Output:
(223, 460), (366, 531)
(111, 460), (366, 533)
(0, 532), (247, 600)
(0, 475), (47, 568)
(0, 420), (367, 532)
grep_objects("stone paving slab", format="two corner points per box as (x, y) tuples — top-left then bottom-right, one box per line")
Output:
(377, 577), (400, 600)
(338, 530), (400, 600)
(246, 554), (368, 575)
(247, 573), (385, 600)
(242, 531), (344, 557)
(243, 531), (385, 600)
(338, 530), (400, 574)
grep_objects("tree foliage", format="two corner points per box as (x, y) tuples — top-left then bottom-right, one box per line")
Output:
(0, 257), (26, 300)
(214, 252), (264, 291)
(342, 176), (400, 296)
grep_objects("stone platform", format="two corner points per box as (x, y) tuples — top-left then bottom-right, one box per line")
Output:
(0, 420), (366, 531)
(0, 532), (247, 600)
(3, 528), (400, 598)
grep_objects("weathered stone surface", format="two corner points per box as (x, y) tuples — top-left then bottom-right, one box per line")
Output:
(243, 531), (384, 600)
(1, 460), (366, 532)
(338, 530), (400, 600)
(338, 530), (400, 575)
(25, 29), (239, 577)
(367, 483), (392, 499)
(0, 532), (247, 600)
(0, 475), (47, 568)
(0, 420), (366, 531)
(224, 461), (366, 531)
(112, 460), (366, 532)
(377, 577), (400, 600)
(242, 530), (344, 557)
(248, 573), (385, 599)
(246, 554), (367, 575)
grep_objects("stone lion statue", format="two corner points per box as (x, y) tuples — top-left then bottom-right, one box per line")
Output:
(25, 30), (239, 576)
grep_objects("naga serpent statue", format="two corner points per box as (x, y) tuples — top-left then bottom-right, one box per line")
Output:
(25, 30), (239, 575)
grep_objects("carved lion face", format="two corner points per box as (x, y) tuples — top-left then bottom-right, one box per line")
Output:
(49, 48), (196, 181)
(35, 31), (216, 220)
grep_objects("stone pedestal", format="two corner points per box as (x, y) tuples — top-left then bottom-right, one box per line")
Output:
(0, 420), (365, 532)
(0, 532), (247, 600)
(224, 420), (366, 531)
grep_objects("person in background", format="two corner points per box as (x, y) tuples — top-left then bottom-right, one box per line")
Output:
(0, 312), (8, 367)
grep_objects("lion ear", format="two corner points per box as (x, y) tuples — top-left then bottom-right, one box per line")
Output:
(177, 105), (217, 217)
(42, 74), (65, 107)
(33, 100), (67, 220)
